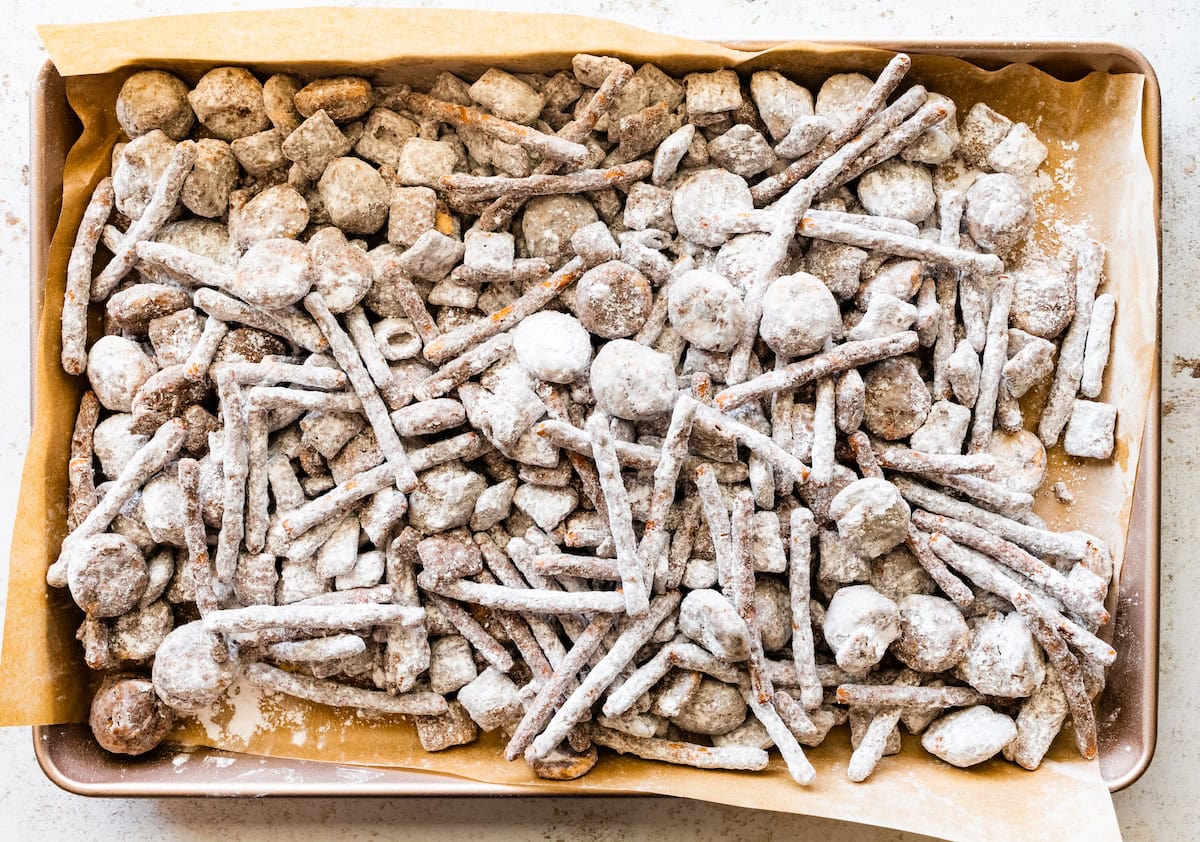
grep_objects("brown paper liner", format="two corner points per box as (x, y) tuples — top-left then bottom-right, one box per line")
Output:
(5, 10), (1154, 841)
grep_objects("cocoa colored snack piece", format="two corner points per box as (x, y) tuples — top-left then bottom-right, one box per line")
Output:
(51, 53), (1119, 788)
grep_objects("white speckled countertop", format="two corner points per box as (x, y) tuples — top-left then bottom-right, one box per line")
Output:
(1, 1), (1194, 839)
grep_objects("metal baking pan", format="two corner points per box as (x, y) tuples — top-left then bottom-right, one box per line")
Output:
(27, 37), (1161, 797)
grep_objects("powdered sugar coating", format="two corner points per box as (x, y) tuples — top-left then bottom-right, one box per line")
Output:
(667, 268), (748, 352)
(513, 311), (593, 383)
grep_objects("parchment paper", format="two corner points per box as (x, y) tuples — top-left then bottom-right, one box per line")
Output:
(5, 9), (1157, 841)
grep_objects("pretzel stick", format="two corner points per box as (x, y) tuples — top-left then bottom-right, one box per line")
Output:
(694, 463), (736, 589)
(305, 292), (417, 492)
(639, 395), (698, 579)
(847, 669), (920, 782)
(504, 613), (617, 760)
(586, 724), (768, 771)
(92, 141), (197, 299)
(178, 458), (219, 616)
(745, 688), (816, 784)
(909, 510), (1106, 628)
(441, 161), (652, 200)
(822, 102), (953, 194)
(478, 63), (633, 231)
(418, 576), (627, 615)
(788, 507), (823, 709)
(400, 91), (590, 166)
(894, 476), (1093, 561)
(925, 532), (1116, 667)
(836, 684), (984, 708)
(421, 257), (585, 365)
(244, 406), (270, 553)
(797, 215), (1003, 276)
(416, 333), (513, 401)
(751, 54), (912, 205)
(1040, 240), (1106, 446)
(61, 177), (114, 374)
(528, 592), (681, 760)
(245, 663), (446, 715)
(586, 411), (650, 617)
(692, 402), (810, 482)
(51, 417), (186, 581)
(265, 463), (394, 550)
(933, 189), (965, 399)
(871, 441), (995, 476)
(716, 332), (919, 412)
(247, 386), (363, 414)
(424, 593), (515, 673)
(1010, 591), (1098, 759)
(533, 553), (621, 581)
(968, 275), (1014, 452)
(732, 490), (774, 704)
(67, 391), (101, 530)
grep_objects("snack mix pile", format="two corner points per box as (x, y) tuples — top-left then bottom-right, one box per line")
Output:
(57, 53), (1118, 784)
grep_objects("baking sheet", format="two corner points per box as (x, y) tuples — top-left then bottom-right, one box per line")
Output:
(4, 9), (1158, 841)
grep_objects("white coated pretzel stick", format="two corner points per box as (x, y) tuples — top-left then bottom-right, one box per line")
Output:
(424, 593), (515, 673)
(797, 214), (1004, 276)
(51, 417), (186, 580)
(732, 490), (773, 704)
(586, 411), (650, 617)
(504, 613), (617, 760)
(745, 688), (816, 784)
(344, 305), (398, 394)
(1039, 240), (1106, 446)
(727, 84), (929, 385)
(871, 441), (996, 476)
(692, 401), (810, 483)
(418, 575), (628, 615)
(305, 292), (417, 492)
(421, 257), (585, 365)
(909, 509), (1107, 628)
(694, 463), (736, 589)
(441, 161), (652, 200)
(968, 275), (1014, 453)
(586, 724), (769, 771)
(640, 395), (698, 557)
(247, 386), (363, 414)
(751, 54), (912, 205)
(810, 374), (836, 485)
(214, 361), (347, 390)
(788, 507), (823, 709)
(268, 634), (367, 662)
(527, 592), (681, 760)
(265, 463), (394, 551)
(836, 683), (984, 709)
(61, 177), (114, 375)
(244, 406), (270, 553)
(532, 553), (621, 581)
(847, 669), (920, 782)
(933, 189), (965, 399)
(821, 100), (955, 193)
(415, 333), (513, 401)
(926, 534), (1115, 667)
(477, 62), (633, 231)
(894, 477), (1093, 561)
(204, 603), (425, 634)
(1080, 293), (1116, 398)
(214, 368), (248, 596)
(177, 457), (219, 616)
(92, 141), (197, 300)
(715, 332), (919, 412)
(400, 90), (590, 166)
(245, 663), (446, 715)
